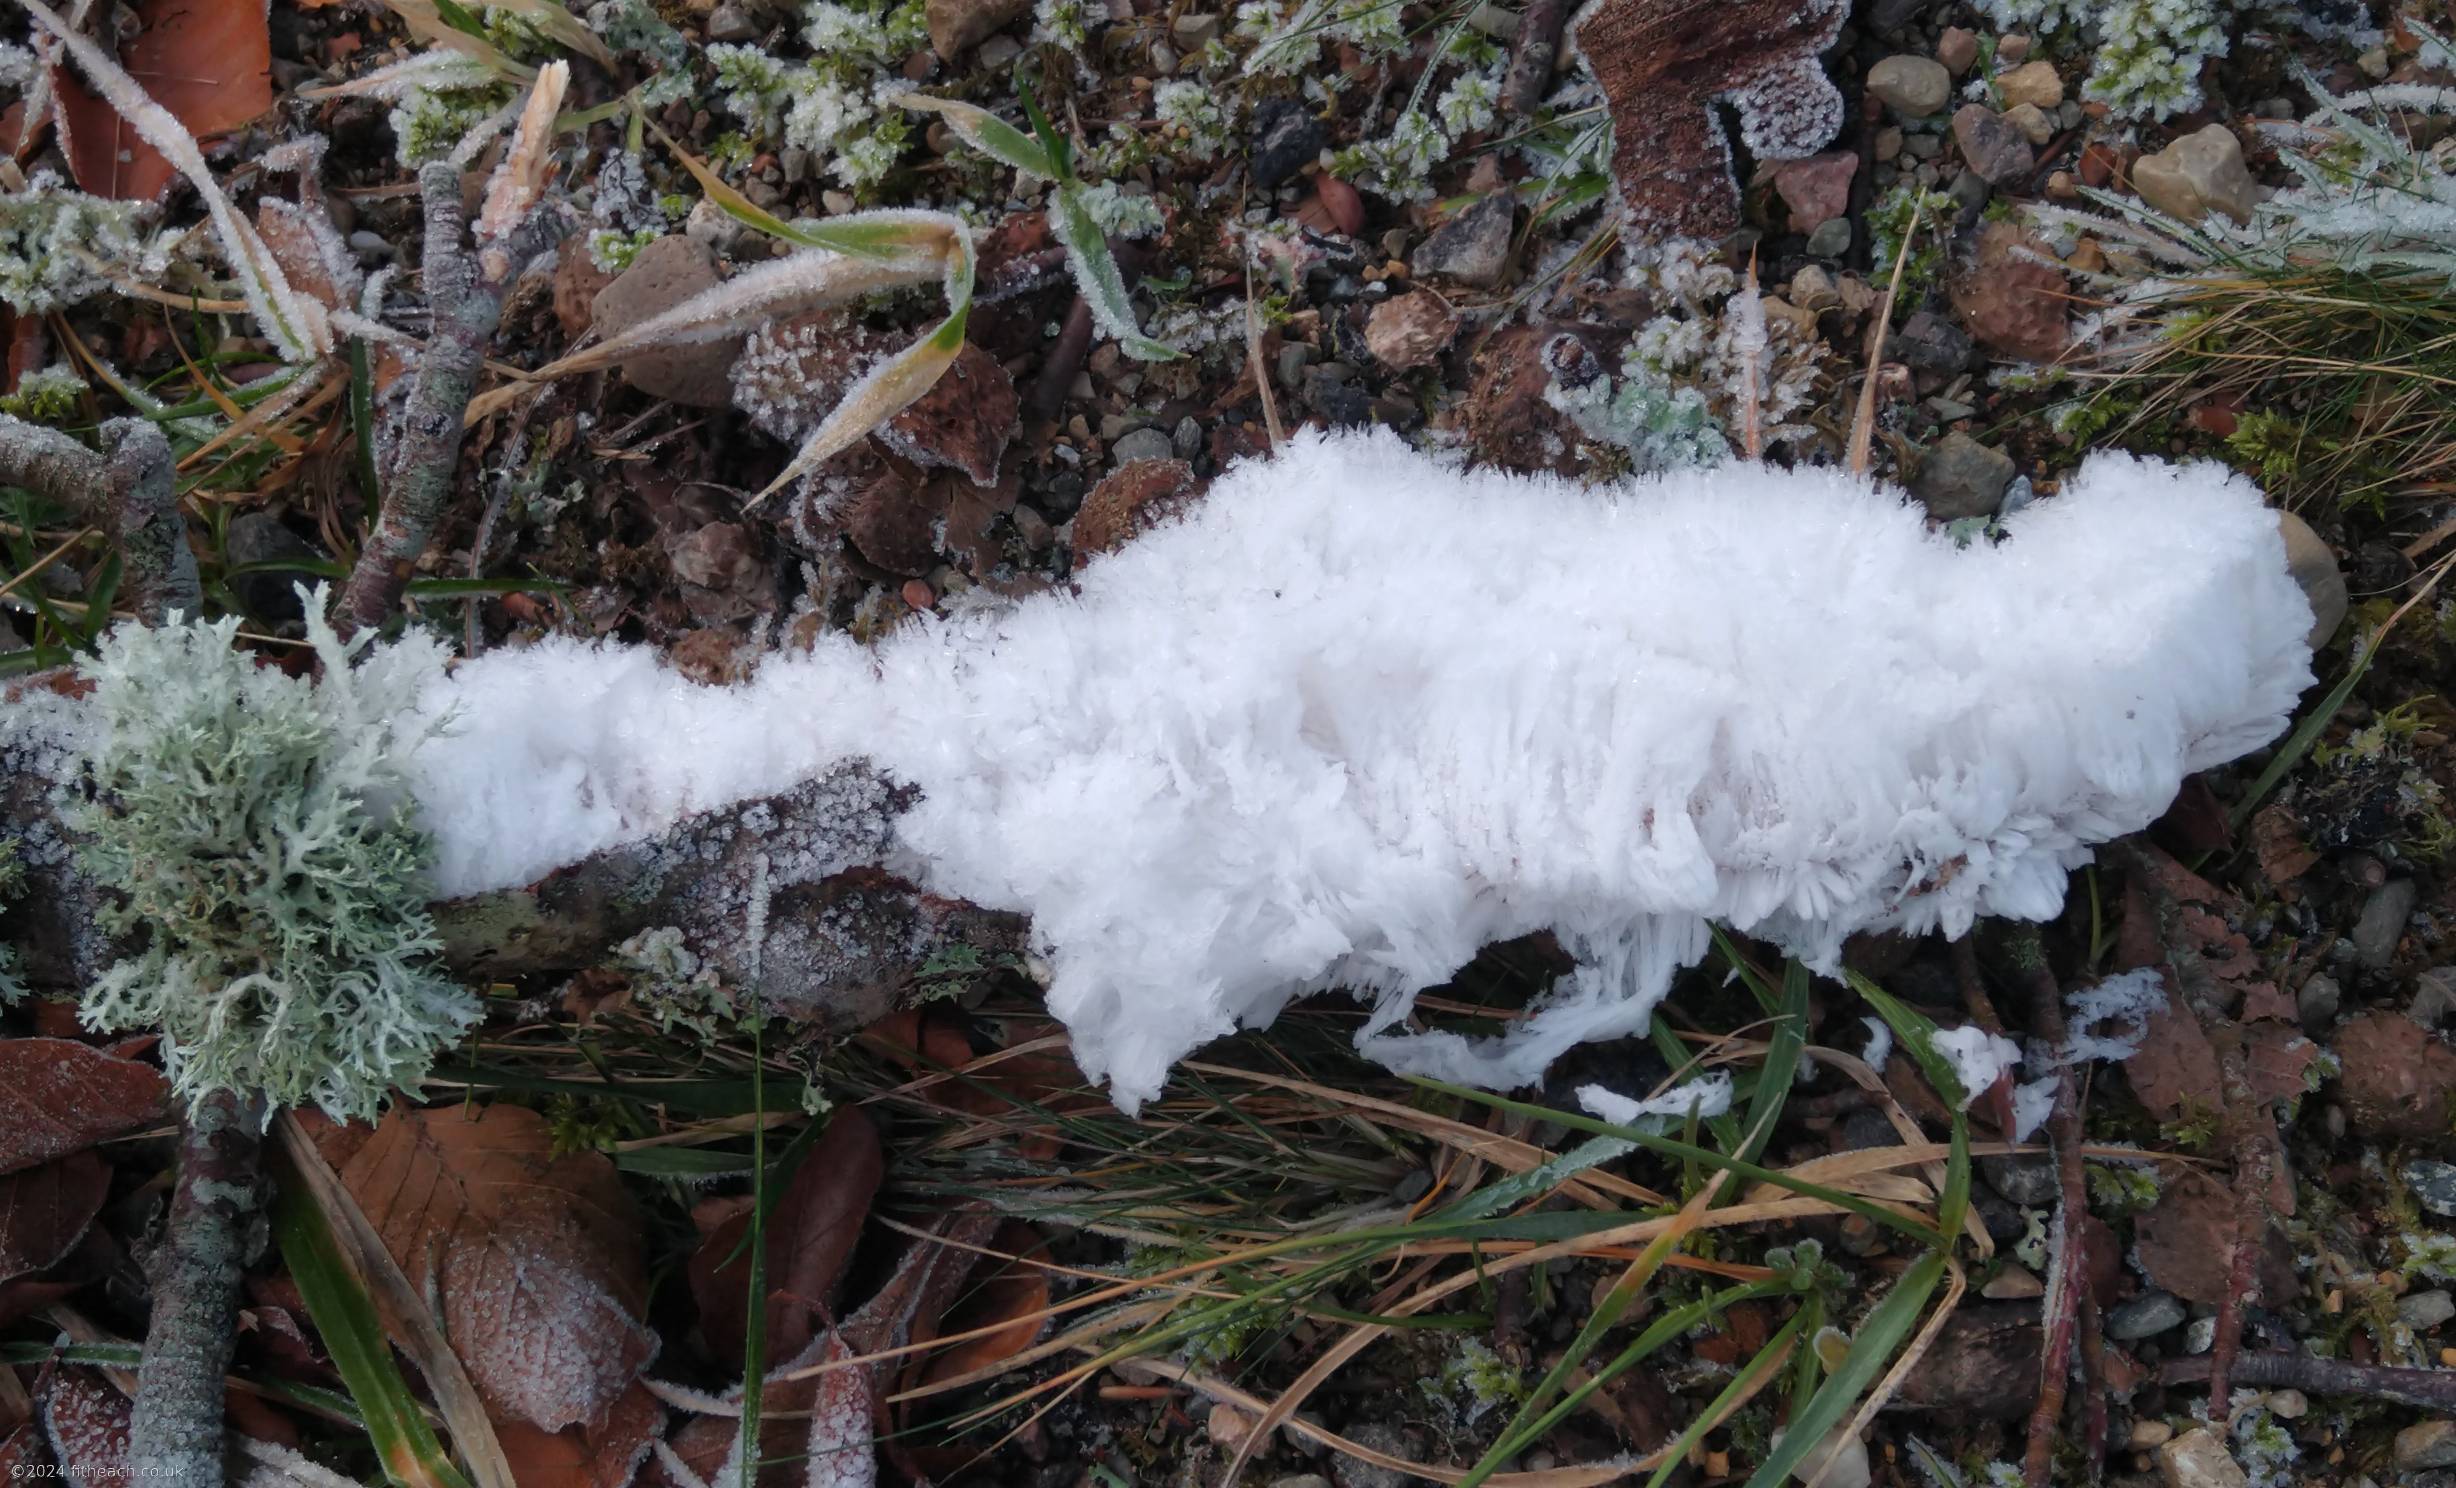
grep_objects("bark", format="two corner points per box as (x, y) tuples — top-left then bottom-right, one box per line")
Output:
(335, 163), (567, 637)
(0, 413), (195, 621)
(128, 1086), (266, 1486)
(2163, 1352), (2456, 1413)
(433, 765), (1029, 1029)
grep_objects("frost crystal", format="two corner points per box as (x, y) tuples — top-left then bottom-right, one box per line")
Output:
(72, 593), (478, 1121)
(399, 432), (2313, 1110)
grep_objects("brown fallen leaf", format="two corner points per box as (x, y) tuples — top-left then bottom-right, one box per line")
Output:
(2133, 1169), (2297, 1307)
(316, 1103), (657, 1434)
(54, 0), (274, 201)
(2122, 998), (2223, 1125)
(0, 1151), (108, 1283)
(1568, 0), (1847, 240)
(0, 1038), (169, 1175)
(37, 1366), (130, 1484)
(2331, 1012), (2456, 1140)
(689, 1106), (883, 1364)
(494, 1379), (662, 1488)
(919, 1220), (1051, 1388)
(2248, 805), (2320, 886)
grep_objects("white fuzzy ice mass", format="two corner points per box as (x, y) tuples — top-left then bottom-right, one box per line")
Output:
(402, 431), (2314, 1110)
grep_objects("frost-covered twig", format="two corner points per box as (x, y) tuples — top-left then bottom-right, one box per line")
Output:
(336, 65), (570, 637)
(0, 413), (195, 622)
(128, 1086), (265, 1486)
(2161, 1352), (2456, 1413)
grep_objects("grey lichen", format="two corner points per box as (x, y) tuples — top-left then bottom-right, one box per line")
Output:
(69, 590), (478, 1121)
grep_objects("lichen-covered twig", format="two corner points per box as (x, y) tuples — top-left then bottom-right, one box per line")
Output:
(337, 68), (570, 637)
(0, 414), (196, 621)
(128, 1087), (266, 1485)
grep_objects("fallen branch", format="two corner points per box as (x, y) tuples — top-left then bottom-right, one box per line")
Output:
(0, 413), (195, 621)
(336, 69), (570, 637)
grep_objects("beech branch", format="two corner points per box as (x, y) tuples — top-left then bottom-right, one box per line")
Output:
(0, 413), (196, 622)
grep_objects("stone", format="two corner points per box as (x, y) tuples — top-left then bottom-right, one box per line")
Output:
(2358, 45), (2391, 80)
(1776, 1424), (1870, 1488)
(2130, 1421), (2176, 1450)
(1980, 1152), (2057, 1206)
(1936, 25), (1978, 74)
(1983, 1265), (2044, 1299)
(2005, 102), (2054, 145)
(1953, 105), (2035, 185)
(1411, 194), (1514, 288)
(2107, 1290), (2186, 1342)
(1773, 150), (1858, 232)
(1789, 264), (1839, 312)
(2277, 510), (2345, 649)
(1946, 167), (1992, 216)
(1170, 11), (1219, 50)
(2410, 1159), (2456, 1220)
(1867, 55), (1952, 117)
(2158, 1427), (2249, 1488)
(2352, 878), (2416, 969)
(2400, 1420), (2456, 1473)
(1996, 59), (2064, 110)
(705, 0), (759, 39)
(2184, 1315), (2216, 1354)
(1364, 291), (1459, 371)
(1251, 97), (1326, 190)
(1949, 221), (2069, 363)
(224, 513), (321, 622)
(1996, 34), (2030, 63)
(1332, 1423), (1415, 1488)
(1207, 1401), (1256, 1447)
(2132, 124), (2258, 226)
(1805, 217), (1853, 257)
(1888, 308), (1975, 372)
(1111, 427), (1175, 466)
(1874, 125), (1904, 160)
(2296, 972), (2341, 1028)
(2264, 1389), (2308, 1419)
(925, 0), (1029, 59)
(2398, 1288), (2456, 1331)
(590, 236), (740, 408)
(1914, 432), (2016, 521)
(1173, 416), (1201, 459)
(2414, 967), (2456, 1026)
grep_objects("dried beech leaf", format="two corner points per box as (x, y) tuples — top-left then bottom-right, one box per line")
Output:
(493, 1379), (661, 1488)
(689, 1106), (882, 1363)
(0, 1151), (109, 1283)
(919, 1220), (1050, 1387)
(38, 1367), (131, 1484)
(316, 1104), (656, 1434)
(2122, 1001), (2222, 1124)
(0, 1039), (169, 1175)
(1569, 0), (1848, 240)
(55, 0), (272, 201)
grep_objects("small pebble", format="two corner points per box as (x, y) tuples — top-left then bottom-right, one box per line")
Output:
(2397, 1288), (2455, 1331)
(2184, 1315), (2216, 1355)
(2108, 1290), (2187, 1341)
(2406, 1158), (2456, 1218)
(2264, 1389), (2307, 1420)
(2297, 973), (2341, 1028)
(1805, 217), (1853, 256)
(1867, 54), (1953, 117)
(2352, 878), (2416, 969)
(2129, 1420), (2175, 1450)
(1111, 427), (1176, 466)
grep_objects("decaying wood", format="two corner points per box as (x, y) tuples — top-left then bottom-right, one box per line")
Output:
(432, 765), (1030, 1029)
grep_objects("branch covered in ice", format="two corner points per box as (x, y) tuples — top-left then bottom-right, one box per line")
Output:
(398, 431), (2313, 1110)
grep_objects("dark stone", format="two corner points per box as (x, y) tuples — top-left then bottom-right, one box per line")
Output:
(1891, 1303), (2041, 1419)
(1302, 365), (1373, 426)
(1867, 0), (1934, 35)
(1037, 471), (1086, 521)
(1410, 194), (1515, 288)
(1250, 98), (1326, 190)
(1952, 105), (2036, 186)
(2352, 878), (2416, 969)
(1980, 1151), (2058, 1207)
(2408, 1158), (2456, 1219)
(1912, 431), (2016, 521)
(1886, 309), (1975, 372)
(2106, 1290), (2186, 1341)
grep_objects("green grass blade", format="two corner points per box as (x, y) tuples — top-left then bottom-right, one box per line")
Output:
(1050, 182), (1179, 363)
(274, 1184), (474, 1488)
(896, 95), (1055, 177)
(1642, 1311), (1808, 1488)
(1741, 1251), (1946, 1488)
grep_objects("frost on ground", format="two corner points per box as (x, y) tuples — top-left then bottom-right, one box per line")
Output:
(401, 430), (2314, 1110)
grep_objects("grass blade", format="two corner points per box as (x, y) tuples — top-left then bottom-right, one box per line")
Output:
(1742, 1251), (1947, 1488)
(273, 1184), (473, 1488)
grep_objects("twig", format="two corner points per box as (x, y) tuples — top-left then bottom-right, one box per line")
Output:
(2204, 1032), (2278, 1408)
(1503, 0), (1570, 114)
(1847, 190), (1921, 477)
(337, 71), (570, 638)
(2162, 1352), (2456, 1414)
(128, 1087), (267, 1485)
(1993, 925), (2093, 1488)
(0, 414), (196, 622)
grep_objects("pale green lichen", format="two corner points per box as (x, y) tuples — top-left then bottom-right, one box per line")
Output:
(1426, 1336), (1528, 1426)
(1972, 0), (2249, 121)
(70, 592), (477, 1122)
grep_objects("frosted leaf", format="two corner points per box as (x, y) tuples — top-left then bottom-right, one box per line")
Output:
(401, 431), (2313, 1111)
(1578, 1070), (1735, 1128)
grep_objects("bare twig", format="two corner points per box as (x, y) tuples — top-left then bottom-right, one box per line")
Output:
(1993, 925), (2093, 1488)
(2163, 1352), (2456, 1414)
(128, 1088), (267, 1486)
(0, 414), (196, 621)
